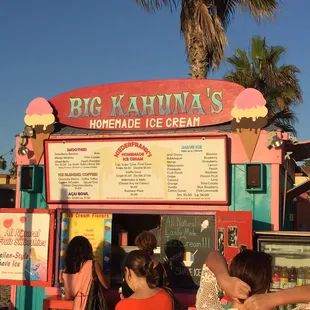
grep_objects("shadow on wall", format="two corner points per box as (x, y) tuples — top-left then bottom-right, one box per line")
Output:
(253, 220), (271, 231)
(296, 196), (310, 231)
(163, 239), (197, 290)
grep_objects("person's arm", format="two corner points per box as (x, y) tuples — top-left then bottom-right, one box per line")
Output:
(245, 285), (310, 310)
(206, 251), (230, 278)
(95, 261), (110, 289)
(206, 251), (250, 301)
(63, 277), (73, 300)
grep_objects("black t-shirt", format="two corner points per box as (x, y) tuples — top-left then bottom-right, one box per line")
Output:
(121, 263), (165, 298)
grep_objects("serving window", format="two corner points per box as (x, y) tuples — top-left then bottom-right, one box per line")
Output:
(111, 214), (161, 246)
(111, 214), (161, 284)
(56, 210), (216, 290)
(56, 211), (162, 287)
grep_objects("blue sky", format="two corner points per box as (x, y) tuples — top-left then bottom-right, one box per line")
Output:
(0, 0), (309, 170)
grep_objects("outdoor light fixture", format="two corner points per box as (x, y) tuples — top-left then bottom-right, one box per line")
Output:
(16, 128), (30, 157)
(24, 125), (34, 137)
(271, 135), (283, 148)
(18, 146), (28, 156)
(290, 136), (298, 145)
(0, 157), (4, 170)
(266, 131), (283, 149)
(19, 133), (28, 146)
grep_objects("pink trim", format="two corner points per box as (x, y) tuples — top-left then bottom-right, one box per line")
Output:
(45, 287), (61, 296)
(10, 286), (16, 308)
(271, 164), (280, 230)
(48, 203), (229, 212)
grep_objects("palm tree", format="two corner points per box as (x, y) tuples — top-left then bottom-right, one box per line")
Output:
(224, 36), (302, 135)
(135, 0), (279, 78)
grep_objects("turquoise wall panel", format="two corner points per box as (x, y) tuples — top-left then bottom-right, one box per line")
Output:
(15, 167), (47, 310)
(15, 286), (45, 310)
(229, 164), (271, 231)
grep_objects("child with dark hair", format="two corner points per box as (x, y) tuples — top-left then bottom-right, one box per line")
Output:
(61, 236), (110, 310)
(116, 250), (172, 310)
(229, 250), (272, 299)
(201, 250), (310, 310)
(196, 250), (272, 310)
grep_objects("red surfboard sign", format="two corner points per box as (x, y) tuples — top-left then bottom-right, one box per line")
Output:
(49, 79), (244, 131)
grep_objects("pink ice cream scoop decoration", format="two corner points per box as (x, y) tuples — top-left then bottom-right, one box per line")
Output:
(233, 88), (266, 109)
(24, 97), (55, 130)
(24, 97), (55, 163)
(231, 88), (268, 123)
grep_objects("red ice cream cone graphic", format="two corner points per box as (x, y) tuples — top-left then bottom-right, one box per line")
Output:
(231, 88), (268, 162)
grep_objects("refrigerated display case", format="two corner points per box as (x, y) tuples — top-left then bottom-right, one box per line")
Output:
(255, 231), (310, 310)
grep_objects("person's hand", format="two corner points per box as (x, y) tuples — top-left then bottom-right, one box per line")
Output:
(217, 274), (250, 301)
(244, 294), (274, 310)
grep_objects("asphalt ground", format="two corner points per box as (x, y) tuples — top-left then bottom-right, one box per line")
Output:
(0, 286), (10, 308)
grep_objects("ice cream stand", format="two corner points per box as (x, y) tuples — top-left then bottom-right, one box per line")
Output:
(0, 79), (306, 310)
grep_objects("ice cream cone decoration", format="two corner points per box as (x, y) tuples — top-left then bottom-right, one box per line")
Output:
(231, 89), (268, 162)
(24, 97), (55, 163)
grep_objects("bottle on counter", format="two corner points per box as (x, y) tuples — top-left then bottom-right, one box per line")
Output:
(118, 230), (128, 246)
(280, 267), (289, 289)
(297, 267), (306, 286)
(272, 266), (280, 289)
(288, 267), (297, 288)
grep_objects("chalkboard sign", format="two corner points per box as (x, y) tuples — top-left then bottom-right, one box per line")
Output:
(161, 215), (215, 289)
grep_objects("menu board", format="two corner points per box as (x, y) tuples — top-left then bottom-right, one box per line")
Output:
(160, 215), (215, 289)
(0, 209), (53, 286)
(45, 136), (227, 204)
(59, 212), (112, 278)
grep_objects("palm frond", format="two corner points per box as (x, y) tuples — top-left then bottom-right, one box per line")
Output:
(181, 0), (228, 77)
(265, 45), (286, 65)
(214, 0), (238, 29)
(227, 49), (250, 70)
(237, 0), (280, 22)
(135, 0), (178, 11)
(250, 35), (266, 65)
(269, 109), (297, 135)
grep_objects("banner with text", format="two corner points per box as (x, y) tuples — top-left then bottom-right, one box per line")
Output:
(45, 136), (228, 204)
(0, 211), (51, 284)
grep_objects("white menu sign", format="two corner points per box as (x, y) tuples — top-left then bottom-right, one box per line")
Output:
(45, 136), (228, 204)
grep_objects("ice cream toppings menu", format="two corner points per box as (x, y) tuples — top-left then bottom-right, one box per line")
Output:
(45, 136), (227, 204)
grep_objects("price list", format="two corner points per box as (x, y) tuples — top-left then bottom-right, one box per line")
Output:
(45, 137), (227, 204)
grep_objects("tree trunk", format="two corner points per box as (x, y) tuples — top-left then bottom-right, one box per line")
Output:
(187, 24), (208, 79)
(181, 0), (208, 79)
